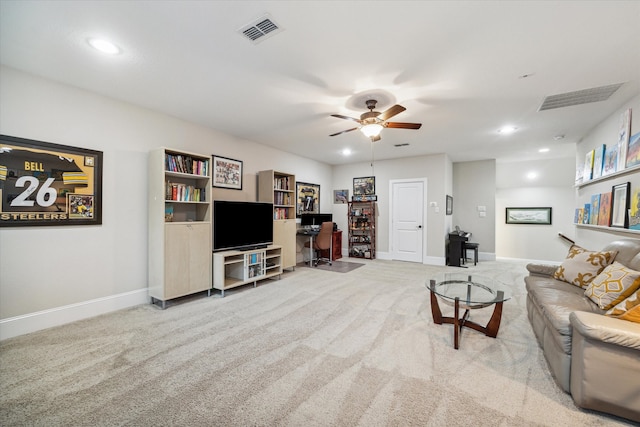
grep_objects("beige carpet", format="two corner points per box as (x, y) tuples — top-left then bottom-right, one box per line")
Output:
(0, 259), (634, 426)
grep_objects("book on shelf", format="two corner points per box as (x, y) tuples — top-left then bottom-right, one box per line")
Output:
(165, 182), (206, 202)
(165, 153), (209, 176)
(630, 187), (640, 230)
(597, 192), (611, 226)
(591, 144), (606, 180)
(274, 176), (290, 190)
(627, 132), (640, 169)
(602, 143), (619, 176)
(582, 203), (590, 224)
(583, 149), (594, 181)
(590, 194), (600, 225)
(274, 207), (289, 219)
(165, 204), (174, 222)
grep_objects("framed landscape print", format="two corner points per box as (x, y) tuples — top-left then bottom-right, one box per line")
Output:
(296, 181), (320, 215)
(505, 207), (552, 225)
(212, 155), (243, 190)
(610, 182), (630, 228)
(353, 176), (375, 196)
(0, 134), (103, 227)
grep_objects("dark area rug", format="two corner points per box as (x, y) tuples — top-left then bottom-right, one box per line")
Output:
(297, 260), (365, 273)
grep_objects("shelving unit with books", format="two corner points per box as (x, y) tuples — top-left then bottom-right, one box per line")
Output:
(148, 148), (212, 308)
(212, 245), (282, 297)
(258, 170), (297, 269)
(575, 107), (640, 236)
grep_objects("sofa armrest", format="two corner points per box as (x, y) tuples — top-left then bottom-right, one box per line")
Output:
(526, 263), (558, 277)
(570, 311), (640, 350)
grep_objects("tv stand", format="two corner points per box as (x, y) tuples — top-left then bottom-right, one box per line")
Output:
(213, 245), (282, 297)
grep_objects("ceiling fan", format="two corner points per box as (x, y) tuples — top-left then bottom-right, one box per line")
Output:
(329, 99), (422, 141)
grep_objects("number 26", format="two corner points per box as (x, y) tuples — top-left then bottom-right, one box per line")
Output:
(11, 176), (57, 207)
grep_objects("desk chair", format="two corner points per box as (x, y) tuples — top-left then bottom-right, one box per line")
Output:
(462, 242), (479, 266)
(304, 221), (333, 266)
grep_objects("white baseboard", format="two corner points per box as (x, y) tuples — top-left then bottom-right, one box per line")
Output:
(0, 288), (149, 341)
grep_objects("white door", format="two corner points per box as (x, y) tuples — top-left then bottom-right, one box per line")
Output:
(390, 179), (425, 262)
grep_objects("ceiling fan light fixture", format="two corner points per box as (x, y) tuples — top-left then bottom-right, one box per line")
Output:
(360, 123), (383, 138)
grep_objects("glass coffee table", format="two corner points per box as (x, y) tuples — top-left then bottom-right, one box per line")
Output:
(427, 273), (511, 349)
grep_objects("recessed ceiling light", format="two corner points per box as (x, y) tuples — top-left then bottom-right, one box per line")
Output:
(527, 172), (537, 180)
(539, 148), (550, 153)
(498, 126), (517, 134)
(88, 38), (120, 55)
(342, 148), (352, 156)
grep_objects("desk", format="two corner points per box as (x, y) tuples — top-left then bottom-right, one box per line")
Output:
(297, 228), (319, 265)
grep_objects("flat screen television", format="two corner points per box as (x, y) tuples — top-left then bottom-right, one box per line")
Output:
(213, 200), (274, 251)
(300, 213), (333, 227)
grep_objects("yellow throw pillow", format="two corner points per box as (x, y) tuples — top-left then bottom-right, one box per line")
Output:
(553, 244), (617, 288)
(606, 288), (640, 323)
(585, 262), (640, 310)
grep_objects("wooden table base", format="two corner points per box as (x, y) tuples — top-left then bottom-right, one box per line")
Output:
(429, 288), (504, 349)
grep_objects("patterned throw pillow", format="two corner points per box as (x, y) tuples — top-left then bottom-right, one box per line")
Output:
(584, 262), (640, 310)
(553, 244), (617, 288)
(606, 288), (640, 323)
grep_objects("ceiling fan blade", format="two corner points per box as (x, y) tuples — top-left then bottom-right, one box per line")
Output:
(378, 104), (406, 121)
(331, 114), (361, 123)
(329, 127), (359, 137)
(385, 122), (422, 130)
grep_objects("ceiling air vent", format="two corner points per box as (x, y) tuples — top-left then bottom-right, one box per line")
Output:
(394, 143), (410, 147)
(238, 14), (283, 44)
(538, 83), (624, 111)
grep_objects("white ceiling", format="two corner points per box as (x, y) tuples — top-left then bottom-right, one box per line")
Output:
(1, 1), (639, 166)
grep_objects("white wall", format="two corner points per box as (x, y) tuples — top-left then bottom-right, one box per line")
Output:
(0, 66), (331, 339)
(495, 157), (576, 262)
(453, 160), (496, 258)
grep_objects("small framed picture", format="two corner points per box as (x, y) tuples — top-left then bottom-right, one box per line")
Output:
(353, 176), (375, 196)
(505, 207), (552, 225)
(334, 189), (349, 204)
(446, 195), (453, 215)
(212, 155), (243, 190)
(610, 182), (630, 228)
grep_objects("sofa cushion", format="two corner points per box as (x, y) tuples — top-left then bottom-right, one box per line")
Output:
(584, 262), (640, 310)
(553, 244), (617, 288)
(606, 288), (640, 323)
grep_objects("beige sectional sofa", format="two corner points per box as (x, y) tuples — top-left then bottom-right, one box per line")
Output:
(525, 238), (640, 422)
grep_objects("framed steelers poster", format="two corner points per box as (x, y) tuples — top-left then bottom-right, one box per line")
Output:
(0, 134), (103, 227)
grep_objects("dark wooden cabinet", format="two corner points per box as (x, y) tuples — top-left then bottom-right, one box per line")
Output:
(319, 230), (342, 261)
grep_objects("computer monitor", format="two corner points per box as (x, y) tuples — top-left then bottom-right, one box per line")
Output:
(300, 213), (333, 227)
(314, 213), (333, 225)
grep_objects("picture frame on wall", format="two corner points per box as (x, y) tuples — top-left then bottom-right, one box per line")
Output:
(610, 182), (630, 228)
(0, 134), (103, 227)
(505, 207), (552, 225)
(353, 176), (375, 196)
(446, 195), (453, 215)
(333, 189), (349, 204)
(296, 181), (320, 215)
(212, 155), (243, 190)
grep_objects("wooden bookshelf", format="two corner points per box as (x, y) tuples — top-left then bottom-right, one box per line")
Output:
(148, 148), (212, 308)
(258, 170), (297, 269)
